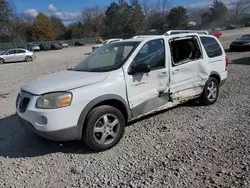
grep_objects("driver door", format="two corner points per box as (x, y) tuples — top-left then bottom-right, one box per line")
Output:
(124, 39), (169, 118)
(4, 50), (17, 62)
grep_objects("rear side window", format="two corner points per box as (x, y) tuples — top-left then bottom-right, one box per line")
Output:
(17, 50), (25, 53)
(200, 36), (222, 58)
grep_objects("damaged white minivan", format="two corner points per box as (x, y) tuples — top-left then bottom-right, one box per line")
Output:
(16, 31), (228, 151)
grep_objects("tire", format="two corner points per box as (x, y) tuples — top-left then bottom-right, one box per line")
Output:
(199, 77), (219, 105)
(83, 105), (125, 152)
(0, 58), (4, 64)
(25, 56), (33, 62)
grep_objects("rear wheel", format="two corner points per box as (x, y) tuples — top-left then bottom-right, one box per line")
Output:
(25, 56), (33, 62)
(83, 105), (125, 152)
(0, 58), (4, 64)
(199, 77), (219, 105)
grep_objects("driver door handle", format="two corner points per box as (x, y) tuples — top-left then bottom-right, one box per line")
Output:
(172, 69), (180, 75)
(158, 71), (167, 78)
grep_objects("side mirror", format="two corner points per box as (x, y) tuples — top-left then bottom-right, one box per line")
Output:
(128, 63), (151, 75)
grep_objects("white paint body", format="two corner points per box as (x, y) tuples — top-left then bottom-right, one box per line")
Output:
(0, 49), (34, 63)
(16, 33), (227, 141)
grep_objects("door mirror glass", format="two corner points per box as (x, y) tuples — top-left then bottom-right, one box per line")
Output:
(128, 63), (151, 75)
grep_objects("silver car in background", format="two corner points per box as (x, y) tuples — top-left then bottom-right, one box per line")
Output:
(0, 48), (36, 64)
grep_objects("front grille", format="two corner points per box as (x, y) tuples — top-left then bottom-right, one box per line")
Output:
(19, 97), (30, 113)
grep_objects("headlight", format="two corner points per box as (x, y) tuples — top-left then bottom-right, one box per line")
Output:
(36, 92), (72, 109)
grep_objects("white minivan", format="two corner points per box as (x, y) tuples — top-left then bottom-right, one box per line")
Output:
(16, 32), (228, 151)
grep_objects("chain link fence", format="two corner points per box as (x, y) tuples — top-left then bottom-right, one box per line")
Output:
(0, 37), (100, 51)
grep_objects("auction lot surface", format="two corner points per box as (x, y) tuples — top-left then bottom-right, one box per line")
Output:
(0, 29), (250, 187)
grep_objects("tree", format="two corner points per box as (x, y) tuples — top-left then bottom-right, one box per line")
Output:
(147, 9), (167, 31)
(33, 12), (55, 41)
(210, 0), (228, 24)
(230, 0), (250, 23)
(50, 16), (67, 40)
(201, 11), (211, 26)
(167, 6), (189, 29)
(104, 0), (139, 37)
(128, 0), (145, 33)
(81, 6), (105, 37)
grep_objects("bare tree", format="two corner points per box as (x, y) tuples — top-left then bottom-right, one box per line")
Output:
(232, 0), (250, 17)
(154, 0), (170, 12)
(141, 0), (149, 17)
(81, 6), (105, 36)
(161, 0), (171, 12)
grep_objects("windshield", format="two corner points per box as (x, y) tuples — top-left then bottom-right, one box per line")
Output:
(72, 41), (140, 72)
(103, 40), (109, 44)
(240, 35), (250, 40)
(0, 51), (7, 55)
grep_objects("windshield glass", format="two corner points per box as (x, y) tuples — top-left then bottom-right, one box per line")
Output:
(240, 35), (250, 40)
(72, 41), (140, 72)
(0, 51), (7, 55)
(103, 40), (109, 44)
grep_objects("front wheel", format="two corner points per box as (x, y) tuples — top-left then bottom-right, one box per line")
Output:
(83, 105), (125, 152)
(25, 56), (33, 62)
(199, 77), (219, 105)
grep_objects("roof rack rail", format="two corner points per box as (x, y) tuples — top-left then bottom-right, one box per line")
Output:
(165, 30), (209, 35)
(132, 35), (161, 38)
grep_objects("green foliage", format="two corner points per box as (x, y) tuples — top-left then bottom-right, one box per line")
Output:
(50, 16), (67, 40)
(167, 6), (188, 29)
(103, 0), (145, 37)
(33, 13), (55, 41)
(210, 0), (228, 22)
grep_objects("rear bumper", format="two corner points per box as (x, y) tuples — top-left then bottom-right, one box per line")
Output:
(220, 71), (227, 87)
(17, 114), (79, 141)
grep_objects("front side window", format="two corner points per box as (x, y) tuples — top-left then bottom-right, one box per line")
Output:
(200, 36), (223, 58)
(131, 39), (165, 70)
(72, 42), (140, 72)
(7, 50), (16, 55)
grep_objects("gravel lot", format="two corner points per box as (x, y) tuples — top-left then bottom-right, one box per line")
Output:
(0, 28), (250, 188)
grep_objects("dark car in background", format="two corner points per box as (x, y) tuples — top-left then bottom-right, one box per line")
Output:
(74, 41), (85, 46)
(230, 35), (250, 51)
(226, 24), (236, 30)
(50, 43), (63, 50)
(39, 43), (51, 51)
(245, 22), (250, 27)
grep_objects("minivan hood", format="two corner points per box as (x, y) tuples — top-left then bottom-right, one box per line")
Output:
(22, 70), (109, 95)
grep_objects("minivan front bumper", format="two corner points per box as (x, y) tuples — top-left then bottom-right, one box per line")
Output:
(17, 114), (79, 141)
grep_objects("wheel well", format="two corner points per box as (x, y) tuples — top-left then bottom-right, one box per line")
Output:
(210, 74), (220, 84)
(91, 99), (128, 121)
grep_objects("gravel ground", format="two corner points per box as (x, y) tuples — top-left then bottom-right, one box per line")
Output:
(0, 29), (250, 188)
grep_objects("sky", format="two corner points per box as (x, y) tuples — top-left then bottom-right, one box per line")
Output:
(9, 0), (234, 23)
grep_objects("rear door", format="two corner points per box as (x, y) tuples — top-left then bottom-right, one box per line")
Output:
(200, 36), (225, 72)
(16, 50), (26, 61)
(169, 36), (207, 100)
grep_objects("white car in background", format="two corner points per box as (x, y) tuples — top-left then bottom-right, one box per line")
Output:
(59, 42), (69, 48)
(0, 48), (35, 64)
(27, 44), (40, 52)
(92, 38), (123, 52)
